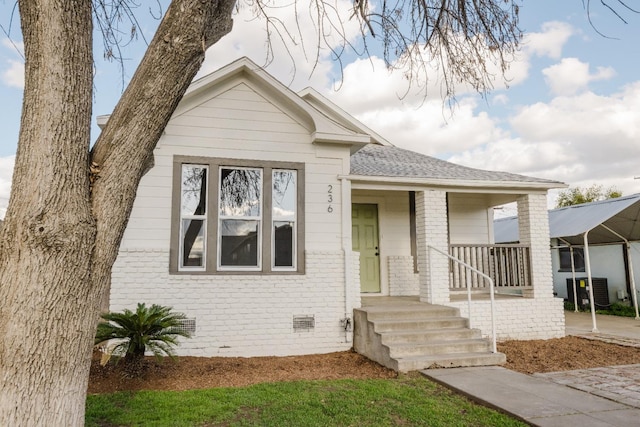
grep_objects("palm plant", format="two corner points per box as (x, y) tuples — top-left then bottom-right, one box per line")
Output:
(95, 303), (192, 367)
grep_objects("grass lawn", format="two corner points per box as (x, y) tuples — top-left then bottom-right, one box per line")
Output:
(86, 374), (526, 426)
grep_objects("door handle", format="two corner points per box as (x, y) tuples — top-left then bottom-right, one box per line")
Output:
(375, 252), (379, 256)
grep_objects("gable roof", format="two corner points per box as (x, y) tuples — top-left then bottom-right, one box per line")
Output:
(494, 193), (640, 245)
(350, 145), (564, 189)
(99, 57), (371, 149)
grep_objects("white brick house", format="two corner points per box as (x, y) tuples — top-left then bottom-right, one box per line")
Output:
(107, 57), (566, 359)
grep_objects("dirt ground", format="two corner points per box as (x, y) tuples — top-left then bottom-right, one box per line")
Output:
(88, 336), (640, 394)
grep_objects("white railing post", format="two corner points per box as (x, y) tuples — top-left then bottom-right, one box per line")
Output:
(428, 245), (497, 353)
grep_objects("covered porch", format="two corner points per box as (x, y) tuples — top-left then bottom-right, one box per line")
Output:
(347, 186), (566, 343)
(350, 188), (550, 301)
(344, 144), (566, 346)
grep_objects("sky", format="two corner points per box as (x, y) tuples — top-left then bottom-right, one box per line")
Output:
(1, 1), (640, 218)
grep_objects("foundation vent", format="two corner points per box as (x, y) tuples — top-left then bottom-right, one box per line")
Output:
(293, 315), (315, 332)
(173, 318), (197, 336)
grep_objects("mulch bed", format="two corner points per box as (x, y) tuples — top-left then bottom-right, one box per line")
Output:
(88, 336), (640, 393)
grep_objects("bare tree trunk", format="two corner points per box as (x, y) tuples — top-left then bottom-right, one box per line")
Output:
(0, 0), (234, 425)
(0, 1), (95, 424)
(90, 0), (235, 313)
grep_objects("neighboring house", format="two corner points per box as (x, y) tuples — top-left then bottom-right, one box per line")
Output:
(494, 194), (640, 314)
(106, 57), (566, 364)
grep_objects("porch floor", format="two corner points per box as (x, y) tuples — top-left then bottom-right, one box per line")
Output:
(361, 293), (522, 306)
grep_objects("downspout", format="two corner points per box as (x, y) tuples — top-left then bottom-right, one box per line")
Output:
(340, 177), (353, 342)
(599, 224), (640, 320)
(583, 231), (599, 332)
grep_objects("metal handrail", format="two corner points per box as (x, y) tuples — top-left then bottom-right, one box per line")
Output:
(428, 245), (497, 353)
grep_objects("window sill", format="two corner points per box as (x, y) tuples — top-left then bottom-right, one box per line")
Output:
(169, 269), (305, 276)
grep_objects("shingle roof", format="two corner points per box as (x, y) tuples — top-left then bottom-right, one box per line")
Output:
(350, 144), (561, 184)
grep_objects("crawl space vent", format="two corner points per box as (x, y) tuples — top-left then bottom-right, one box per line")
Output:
(293, 315), (315, 332)
(173, 318), (196, 336)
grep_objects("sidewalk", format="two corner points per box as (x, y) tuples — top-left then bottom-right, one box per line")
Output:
(421, 312), (640, 426)
(423, 366), (640, 426)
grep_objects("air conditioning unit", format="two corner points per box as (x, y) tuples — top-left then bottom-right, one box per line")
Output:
(566, 277), (609, 309)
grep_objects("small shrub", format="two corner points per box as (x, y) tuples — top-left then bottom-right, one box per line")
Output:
(596, 303), (637, 318)
(95, 303), (192, 373)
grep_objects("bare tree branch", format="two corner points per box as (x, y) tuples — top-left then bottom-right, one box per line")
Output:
(584, 0), (640, 38)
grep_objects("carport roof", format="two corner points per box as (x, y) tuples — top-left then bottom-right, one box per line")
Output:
(494, 193), (640, 245)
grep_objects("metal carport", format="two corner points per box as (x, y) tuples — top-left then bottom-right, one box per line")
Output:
(494, 193), (640, 332)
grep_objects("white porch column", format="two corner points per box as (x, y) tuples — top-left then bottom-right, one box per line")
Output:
(517, 193), (554, 299)
(415, 190), (449, 304)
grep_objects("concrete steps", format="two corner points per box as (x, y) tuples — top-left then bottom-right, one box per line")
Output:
(353, 300), (506, 372)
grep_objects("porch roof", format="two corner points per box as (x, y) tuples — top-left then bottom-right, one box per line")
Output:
(494, 193), (640, 245)
(350, 145), (563, 188)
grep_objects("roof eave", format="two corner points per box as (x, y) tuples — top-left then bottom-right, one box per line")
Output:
(343, 174), (567, 191)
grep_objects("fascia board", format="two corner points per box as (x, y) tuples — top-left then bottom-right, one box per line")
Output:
(343, 174), (567, 192)
(299, 87), (394, 147)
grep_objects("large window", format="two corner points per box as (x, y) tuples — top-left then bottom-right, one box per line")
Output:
(218, 167), (262, 269)
(171, 156), (304, 274)
(179, 165), (208, 271)
(559, 247), (585, 272)
(272, 169), (297, 270)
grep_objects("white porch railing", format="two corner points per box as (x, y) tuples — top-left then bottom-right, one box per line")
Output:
(428, 245), (497, 353)
(449, 244), (532, 292)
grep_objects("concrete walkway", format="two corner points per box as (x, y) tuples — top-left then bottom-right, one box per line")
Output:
(565, 311), (640, 345)
(421, 312), (640, 426)
(423, 366), (640, 426)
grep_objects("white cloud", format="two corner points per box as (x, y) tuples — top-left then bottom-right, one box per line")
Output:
(1, 37), (25, 89)
(199, 4), (572, 108)
(199, 0), (360, 91)
(542, 58), (615, 96)
(492, 94), (509, 106)
(499, 21), (575, 87)
(521, 21), (574, 59)
(446, 82), (640, 198)
(2, 59), (24, 88)
(0, 155), (15, 219)
(1, 38), (24, 56)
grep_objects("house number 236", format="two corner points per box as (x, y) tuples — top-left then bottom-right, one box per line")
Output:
(327, 185), (334, 213)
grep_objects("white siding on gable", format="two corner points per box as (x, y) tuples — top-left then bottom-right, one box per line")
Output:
(448, 193), (493, 245)
(165, 83), (314, 155)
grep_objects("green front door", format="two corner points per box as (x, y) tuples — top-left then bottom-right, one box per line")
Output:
(352, 204), (381, 293)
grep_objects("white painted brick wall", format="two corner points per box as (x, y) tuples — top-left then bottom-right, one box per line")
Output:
(349, 251), (362, 310)
(111, 250), (354, 357)
(518, 194), (555, 299)
(449, 296), (566, 340)
(415, 190), (449, 304)
(388, 256), (419, 296)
